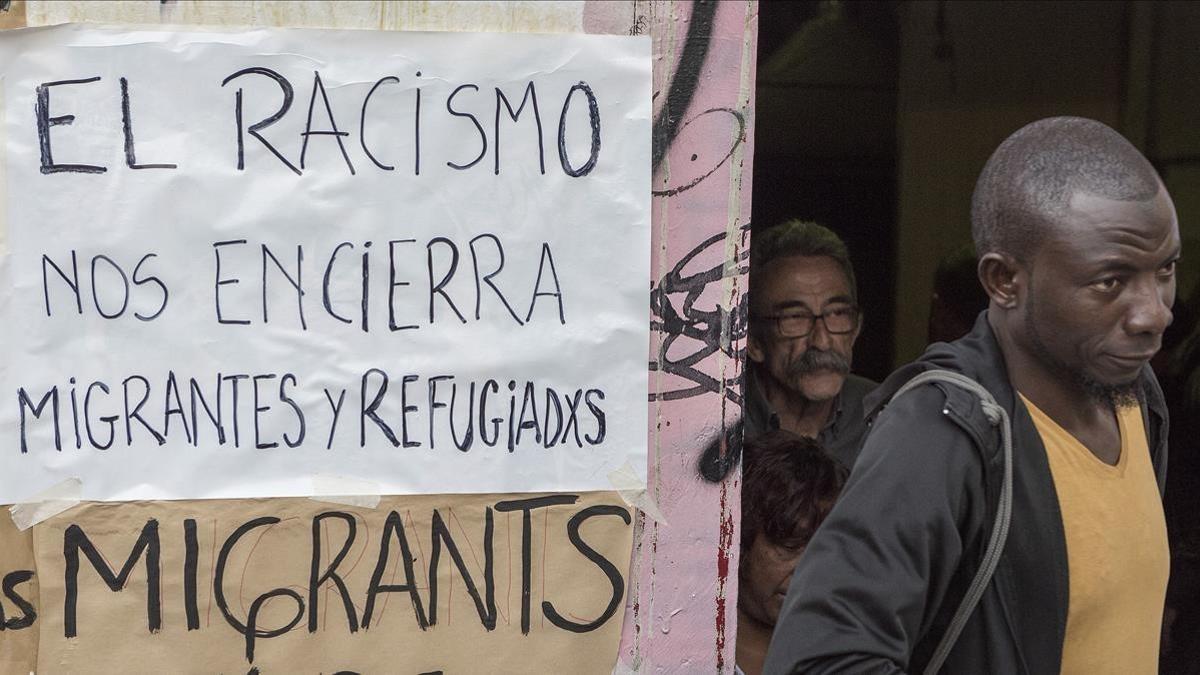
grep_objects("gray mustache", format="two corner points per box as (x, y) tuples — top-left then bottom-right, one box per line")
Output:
(791, 349), (850, 376)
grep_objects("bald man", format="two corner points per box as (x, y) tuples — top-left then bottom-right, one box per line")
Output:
(765, 117), (1179, 674)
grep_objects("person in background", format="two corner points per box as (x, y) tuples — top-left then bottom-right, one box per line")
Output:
(744, 220), (876, 472)
(737, 430), (846, 675)
(765, 116), (1178, 673)
(1160, 284), (1200, 674)
(927, 243), (990, 345)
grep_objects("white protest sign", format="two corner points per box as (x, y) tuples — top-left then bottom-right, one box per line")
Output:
(0, 24), (650, 502)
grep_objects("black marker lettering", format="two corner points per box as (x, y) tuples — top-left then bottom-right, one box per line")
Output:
(223, 373), (249, 447)
(562, 389), (584, 447)
(360, 76), (399, 171)
(243, 588), (304, 664)
(90, 254), (129, 319)
(163, 371), (193, 444)
(18, 386), (60, 453)
(221, 68), (300, 175)
(584, 388), (607, 444)
(515, 381), (541, 446)
(428, 375), (452, 450)
(213, 239), (251, 325)
(401, 374), (420, 448)
(361, 510), (429, 630)
(280, 374), (306, 448)
(1, 570), (37, 630)
(361, 242), (371, 333)
(123, 375), (165, 446)
(506, 380), (517, 452)
(493, 495), (578, 634)
(494, 81), (545, 175)
(42, 251), (82, 316)
(213, 517), (278, 636)
(557, 81), (601, 177)
(427, 237), (466, 323)
(252, 374), (277, 449)
(414, 78), (422, 175)
(213, 517), (304, 663)
(85, 382), (116, 450)
(35, 77), (106, 174)
(324, 387), (346, 449)
(479, 379), (500, 447)
(308, 511), (360, 633)
(300, 71), (355, 175)
(388, 239), (418, 331)
(183, 518), (200, 630)
(542, 505), (630, 632)
(543, 387), (563, 448)
(526, 243), (565, 324)
(469, 234), (522, 324)
(131, 253), (168, 321)
(63, 519), (161, 637)
(189, 375), (226, 446)
(323, 242), (354, 325)
(120, 77), (177, 170)
(427, 508), (495, 629)
(449, 380), (475, 452)
(446, 84), (486, 170)
(68, 377), (82, 449)
(360, 368), (399, 447)
(262, 244), (307, 330)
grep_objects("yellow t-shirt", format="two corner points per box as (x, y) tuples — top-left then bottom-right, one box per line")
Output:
(1020, 394), (1169, 674)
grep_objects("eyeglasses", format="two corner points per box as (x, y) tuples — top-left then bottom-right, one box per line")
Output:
(756, 306), (859, 338)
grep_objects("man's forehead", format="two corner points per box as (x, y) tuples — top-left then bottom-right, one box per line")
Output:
(1065, 186), (1174, 222)
(1046, 188), (1180, 255)
(761, 255), (853, 298)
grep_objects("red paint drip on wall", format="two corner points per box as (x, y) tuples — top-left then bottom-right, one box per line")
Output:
(715, 478), (734, 671)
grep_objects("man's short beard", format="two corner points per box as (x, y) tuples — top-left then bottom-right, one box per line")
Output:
(1082, 377), (1141, 409)
(1025, 298), (1141, 409)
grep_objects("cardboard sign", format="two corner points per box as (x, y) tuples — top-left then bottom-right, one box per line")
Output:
(0, 25), (651, 502)
(0, 491), (634, 673)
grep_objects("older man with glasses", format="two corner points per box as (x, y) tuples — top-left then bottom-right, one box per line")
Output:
(745, 220), (877, 472)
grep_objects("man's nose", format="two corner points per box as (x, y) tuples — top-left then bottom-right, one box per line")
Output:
(1125, 279), (1174, 337)
(809, 317), (833, 349)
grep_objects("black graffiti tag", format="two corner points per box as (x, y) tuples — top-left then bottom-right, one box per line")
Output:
(652, 107), (746, 198)
(649, 223), (749, 405)
(651, 0), (719, 170)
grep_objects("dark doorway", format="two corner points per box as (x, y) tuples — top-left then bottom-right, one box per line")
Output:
(752, 0), (900, 382)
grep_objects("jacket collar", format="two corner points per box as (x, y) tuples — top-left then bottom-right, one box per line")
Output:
(866, 312), (1014, 420)
(865, 312), (1168, 467)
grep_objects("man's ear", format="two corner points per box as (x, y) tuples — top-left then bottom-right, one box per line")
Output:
(978, 252), (1022, 310)
(747, 331), (766, 364)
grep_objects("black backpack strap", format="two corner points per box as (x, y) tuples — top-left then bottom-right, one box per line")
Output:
(888, 369), (1014, 675)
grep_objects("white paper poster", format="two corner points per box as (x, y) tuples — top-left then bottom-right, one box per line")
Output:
(0, 24), (651, 502)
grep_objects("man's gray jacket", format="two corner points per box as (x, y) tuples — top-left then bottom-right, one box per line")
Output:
(763, 313), (1169, 674)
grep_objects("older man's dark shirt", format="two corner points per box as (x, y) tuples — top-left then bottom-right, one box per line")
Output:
(743, 367), (877, 471)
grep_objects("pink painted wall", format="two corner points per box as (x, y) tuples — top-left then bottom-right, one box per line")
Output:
(588, 2), (758, 672)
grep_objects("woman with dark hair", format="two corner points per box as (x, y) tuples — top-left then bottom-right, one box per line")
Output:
(737, 430), (846, 675)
